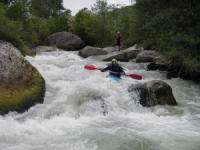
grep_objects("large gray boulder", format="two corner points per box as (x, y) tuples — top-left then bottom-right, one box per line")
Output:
(97, 46), (141, 62)
(79, 46), (108, 58)
(136, 50), (160, 63)
(0, 41), (45, 115)
(0, 41), (27, 83)
(128, 80), (177, 107)
(45, 32), (85, 51)
(102, 47), (116, 53)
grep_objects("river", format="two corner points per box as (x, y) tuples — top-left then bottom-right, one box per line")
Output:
(0, 51), (200, 150)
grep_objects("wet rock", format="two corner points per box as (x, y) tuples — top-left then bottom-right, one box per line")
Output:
(136, 50), (160, 63)
(128, 83), (148, 106)
(99, 46), (141, 62)
(79, 46), (108, 58)
(102, 47), (116, 53)
(179, 66), (200, 82)
(167, 58), (183, 79)
(165, 57), (200, 82)
(179, 65), (191, 80)
(147, 55), (169, 71)
(147, 63), (168, 71)
(0, 41), (45, 115)
(190, 70), (200, 82)
(145, 80), (177, 106)
(128, 80), (177, 107)
(45, 32), (85, 51)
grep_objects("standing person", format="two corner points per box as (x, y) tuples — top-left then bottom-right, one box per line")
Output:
(116, 31), (121, 51)
(101, 59), (125, 78)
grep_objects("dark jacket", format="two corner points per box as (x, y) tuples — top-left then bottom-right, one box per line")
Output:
(116, 34), (121, 46)
(101, 63), (124, 78)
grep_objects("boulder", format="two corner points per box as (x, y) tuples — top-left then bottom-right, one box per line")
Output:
(147, 63), (169, 71)
(179, 66), (200, 82)
(147, 55), (169, 71)
(179, 65), (191, 80)
(190, 70), (200, 83)
(102, 47), (116, 53)
(79, 46), (108, 58)
(128, 83), (148, 106)
(165, 57), (200, 82)
(0, 41), (45, 115)
(136, 50), (160, 63)
(45, 32), (85, 51)
(128, 80), (177, 107)
(32, 46), (63, 54)
(98, 46), (141, 62)
(167, 58), (183, 79)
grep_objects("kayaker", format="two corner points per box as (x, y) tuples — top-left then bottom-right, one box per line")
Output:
(101, 59), (125, 78)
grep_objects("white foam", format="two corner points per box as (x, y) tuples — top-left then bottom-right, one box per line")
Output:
(0, 51), (200, 150)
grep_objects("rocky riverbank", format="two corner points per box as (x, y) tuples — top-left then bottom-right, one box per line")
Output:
(78, 44), (200, 83)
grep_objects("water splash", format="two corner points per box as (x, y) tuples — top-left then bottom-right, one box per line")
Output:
(0, 51), (200, 150)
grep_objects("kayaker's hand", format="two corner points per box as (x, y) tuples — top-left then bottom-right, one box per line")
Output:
(100, 69), (105, 72)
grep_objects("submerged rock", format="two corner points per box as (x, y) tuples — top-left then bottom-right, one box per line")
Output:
(128, 80), (177, 107)
(190, 70), (200, 82)
(79, 46), (108, 58)
(45, 32), (85, 51)
(0, 41), (45, 115)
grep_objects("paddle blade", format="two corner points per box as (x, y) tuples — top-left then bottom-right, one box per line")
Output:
(127, 74), (142, 80)
(84, 64), (97, 70)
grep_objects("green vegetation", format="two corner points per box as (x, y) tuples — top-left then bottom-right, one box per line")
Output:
(73, 0), (200, 71)
(0, 0), (70, 52)
(134, 0), (200, 70)
(72, 1), (137, 48)
(0, 0), (200, 71)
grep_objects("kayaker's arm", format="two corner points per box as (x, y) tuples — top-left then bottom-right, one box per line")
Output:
(101, 66), (109, 72)
(120, 66), (125, 75)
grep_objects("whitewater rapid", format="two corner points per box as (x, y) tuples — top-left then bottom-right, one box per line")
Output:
(0, 51), (200, 150)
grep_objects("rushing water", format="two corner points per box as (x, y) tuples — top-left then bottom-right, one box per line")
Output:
(0, 51), (200, 150)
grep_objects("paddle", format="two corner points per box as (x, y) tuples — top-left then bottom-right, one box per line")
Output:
(125, 74), (142, 80)
(84, 64), (142, 80)
(84, 64), (101, 70)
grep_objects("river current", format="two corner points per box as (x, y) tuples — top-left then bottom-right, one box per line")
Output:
(0, 51), (200, 150)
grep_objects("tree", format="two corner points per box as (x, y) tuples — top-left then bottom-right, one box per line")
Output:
(30, 0), (64, 18)
(91, 0), (109, 46)
(134, 0), (200, 69)
(73, 8), (97, 45)
(0, 0), (14, 5)
(48, 9), (71, 33)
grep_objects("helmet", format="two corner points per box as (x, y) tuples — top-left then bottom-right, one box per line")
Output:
(112, 58), (118, 65)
